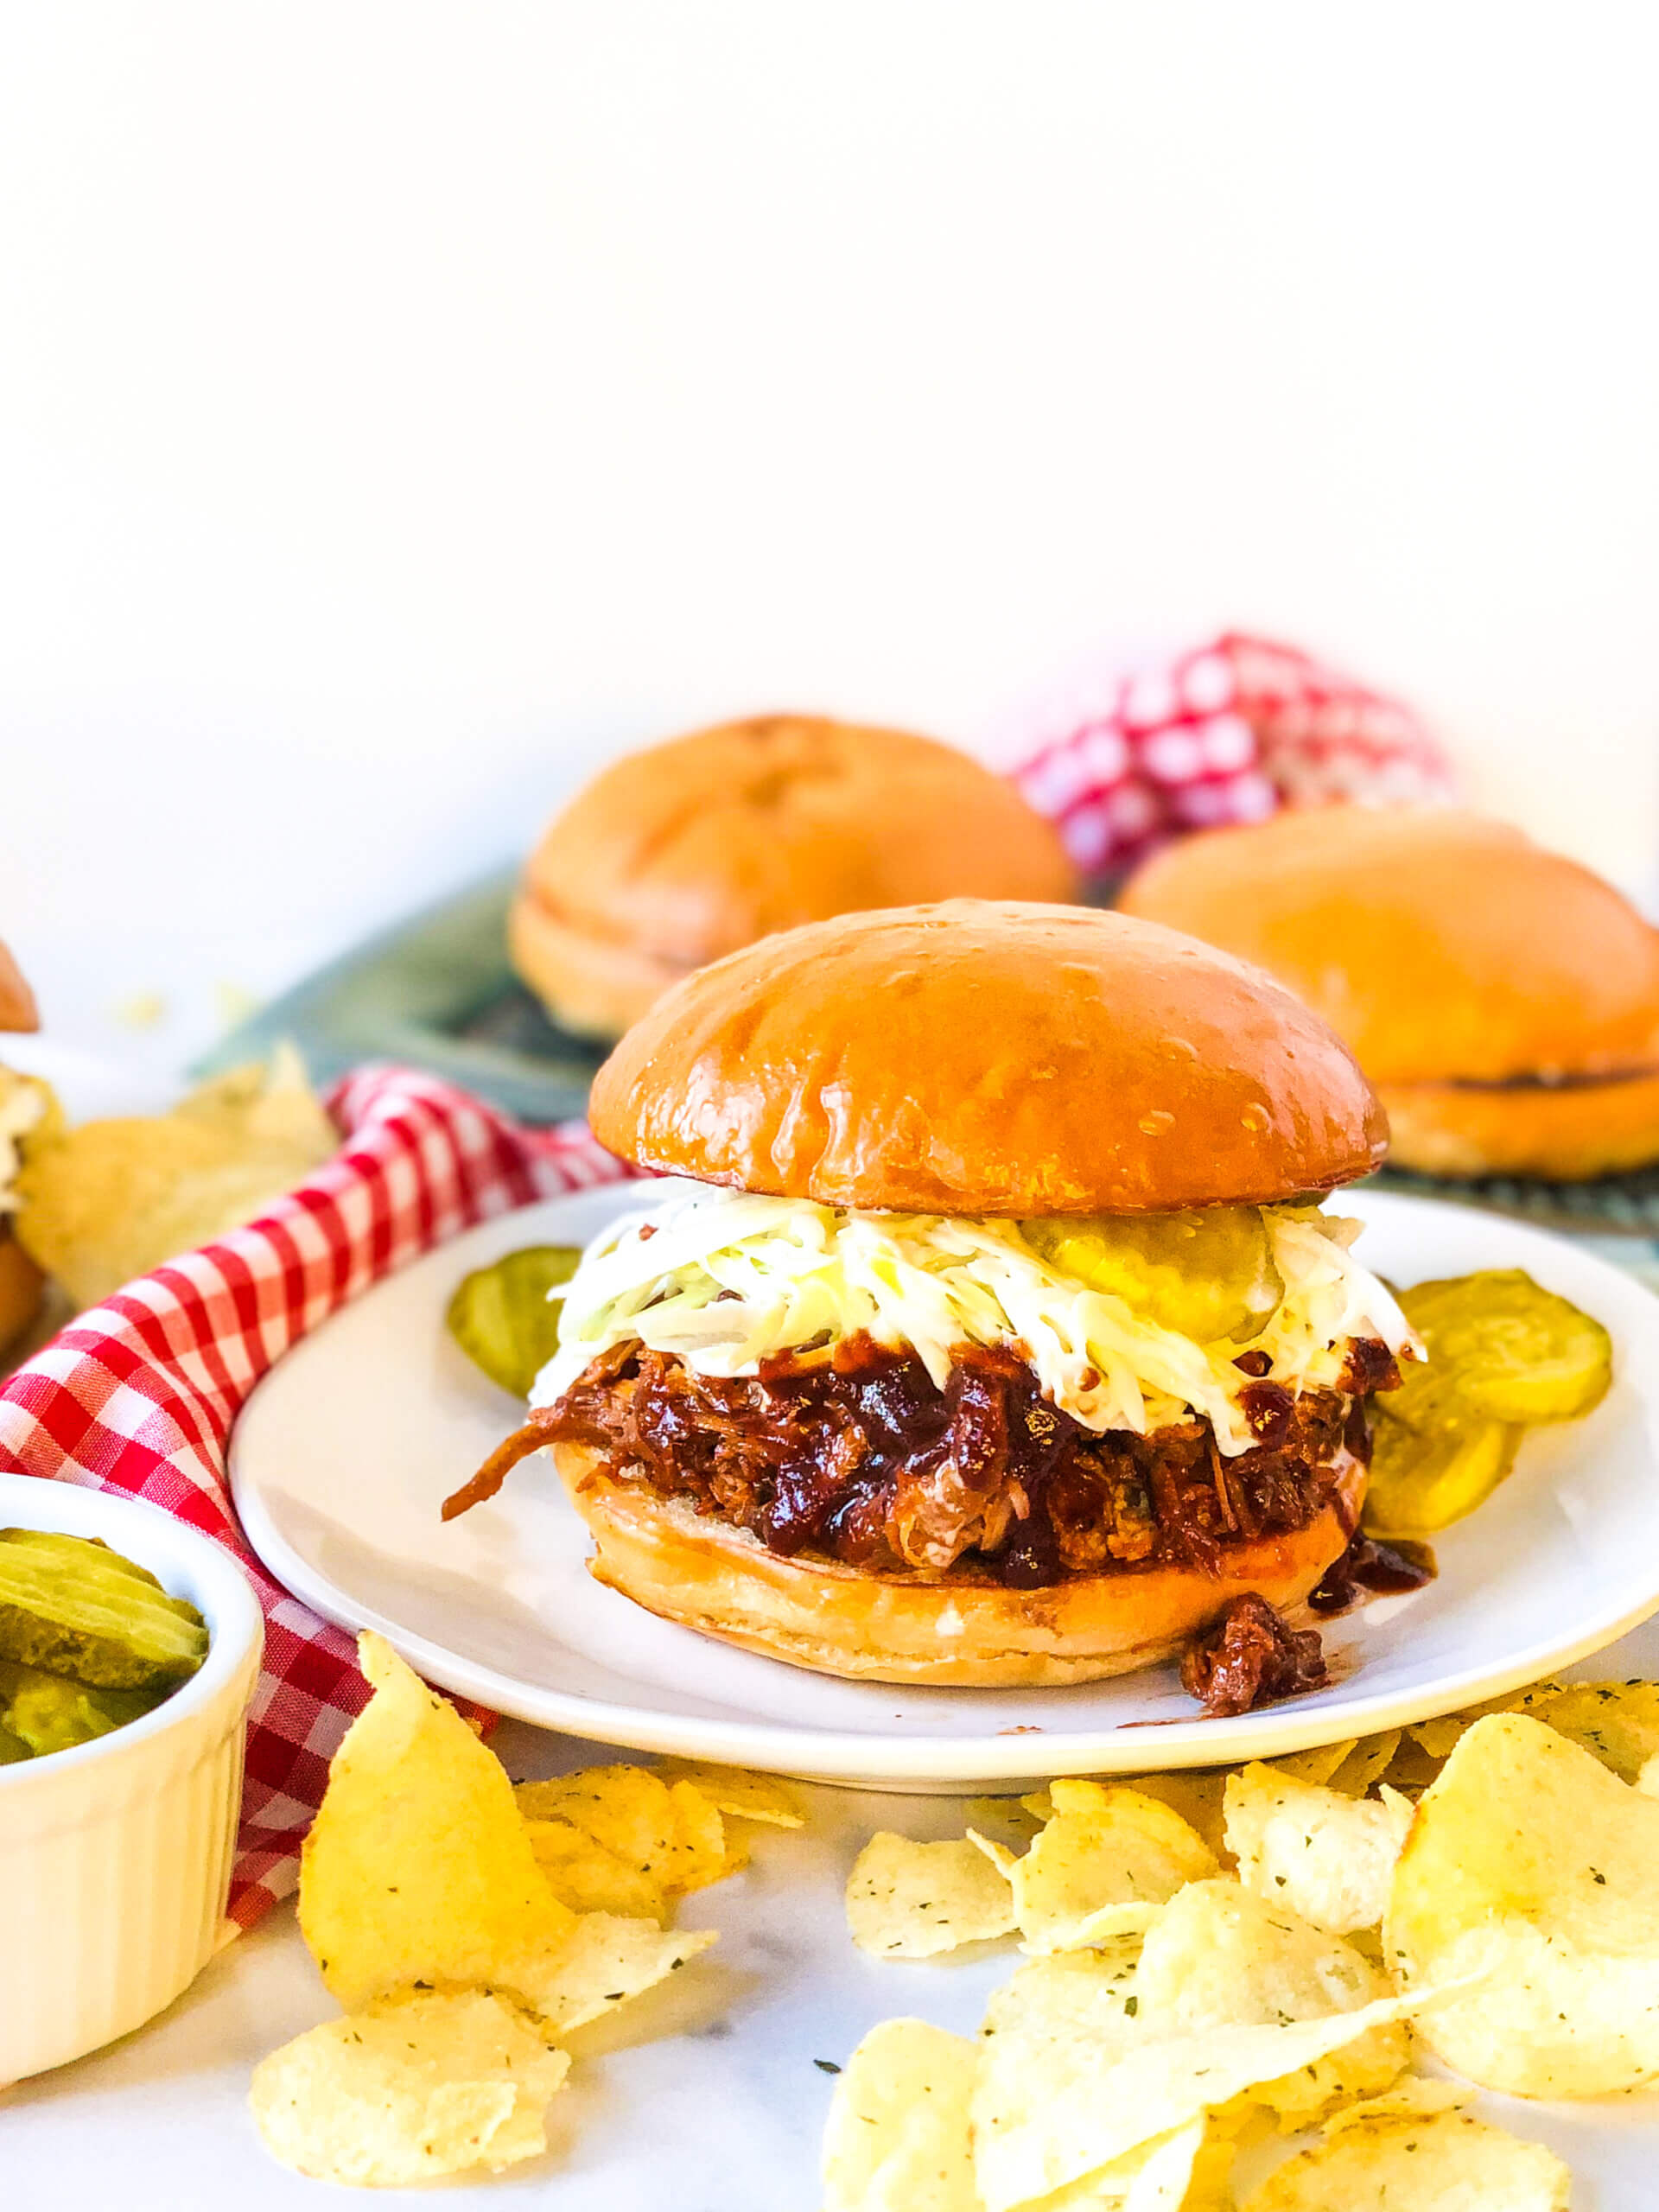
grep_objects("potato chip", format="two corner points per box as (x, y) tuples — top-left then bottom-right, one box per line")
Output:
(1224, 1764), (1413, 1935)
(848, 1832), (1018, 1957)
(16, 1044), (337, 1309)
(1001, 1783), (1217, 1955)
(1238, 2107), (1571, 2210)
(1115, 1768), (1231, 1860)
(523, 1817), (667, 1922)
(972, 1986), (1422, 2212)
(301, 1634), (574, 2008)
(1325, 1732), (1402, 1797)
(654, 1760), (805, 1827)
(821, 2018), (980, 2212)
(249, 1987), (569, 2187)
(498, 1911), (716, 2037)
(1388, 1710), (1659, 2095)
(514, 1764), (733, 1898)
(1264, 1740), (1357, 1787)
(1319, 2076), (1468, 2134)
(1523, 1680), (1659, 1783)
(1132, 1879), (1407, 2123)
(1035, 2118), (1211, 2209)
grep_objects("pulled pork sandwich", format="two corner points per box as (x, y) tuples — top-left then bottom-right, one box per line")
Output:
(449, 901), (1414, 1688)
(507, 715), (1076, 1040)
(1120, 806), (1659, 1183)
(0, 938), (48, 1354)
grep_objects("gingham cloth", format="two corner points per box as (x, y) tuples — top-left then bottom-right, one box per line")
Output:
(1014, 631), (1457, 876)
(0, 1066), (632, 1928)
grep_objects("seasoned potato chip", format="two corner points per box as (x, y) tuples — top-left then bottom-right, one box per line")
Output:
(499, 1911), (716, 2037)
(1133, 1880), (1407, 2123)
(821, 2018), (980, 2212)
(1388, 1711), (1659, 2094)
(514, 1765), (732, 1898)
(1264, 1739), (1358, 1787)
(301, 1635), (573, 2008)
(249, 1987), (569, 2186)
(1224, 1764), (1413, 1934)
(16, 1045), (336, 1308)
(1325, 1732), (1402, 1797)
(1116, 1768), (1231, 1860)
(971, 1985), (1422, 2212)
(1523, 1680), (1659, 1783)
(654, 1760), (804, 1827)
(523, 1817), (667, 1922)
(1001, 1783), (1217, 1955)
(848, 1833), (1018, 1957)
(1239, 2107), (1570, 2210)
(1320, 2076), (1468, 2134)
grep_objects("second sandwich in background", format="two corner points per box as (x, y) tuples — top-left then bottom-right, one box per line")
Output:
(508, 714), (1077, 1039)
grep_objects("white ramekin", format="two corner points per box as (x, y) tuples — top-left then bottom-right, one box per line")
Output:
(0, 1471), (264, 2084)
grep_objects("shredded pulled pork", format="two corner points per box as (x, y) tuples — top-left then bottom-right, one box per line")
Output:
(1179, 1592), (1331, 1716)
(446, 1332), (1396, 1590)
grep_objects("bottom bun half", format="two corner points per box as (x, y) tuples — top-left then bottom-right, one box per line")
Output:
(1380, 1070), (1659, 1181)
(552, 1442), (1364, 1688)
(507, 891), (684, 1042)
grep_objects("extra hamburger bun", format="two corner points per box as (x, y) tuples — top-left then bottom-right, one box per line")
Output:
(555, 1445), (1364, 1687)
(0, 1230), (44, 1356)
(1119, 808), (1659, 1180)
(590, 899), (1388, 1212)
(510, 715), (1077, 1039)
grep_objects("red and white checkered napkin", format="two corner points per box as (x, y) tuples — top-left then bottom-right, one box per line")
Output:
(0, 1067), (632, 1929)
(1013, 631), (1457, 875)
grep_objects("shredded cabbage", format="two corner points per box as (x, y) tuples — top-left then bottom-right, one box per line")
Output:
(531, 1180), (1414, 1455)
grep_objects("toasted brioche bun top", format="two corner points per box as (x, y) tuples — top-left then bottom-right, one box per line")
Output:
(0, 939), (36, 1033)
(589, 899), (1387, 1213)
(1120, 807), (1659, 1085)
(518, 715), (1076, 971)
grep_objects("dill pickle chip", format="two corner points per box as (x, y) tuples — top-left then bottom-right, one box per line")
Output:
(1363, 1412), (1524, 1537)
(0, 1529), (209, 1688)
(1398, 1269), (1612, 1427)
(0, 1656), (169, 1758)
(1023, 1209), (1281, 1344)
(445, 1246), (582, 1400)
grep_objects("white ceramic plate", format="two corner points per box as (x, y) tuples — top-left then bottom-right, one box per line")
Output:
(230, 1185), (1659, 1789)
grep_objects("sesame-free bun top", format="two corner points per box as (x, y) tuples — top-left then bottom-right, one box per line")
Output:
(0, 938), (36, 1033)
(588, 900), (1387, 1213)
(1119, 807), (1659, 1084)
(509, 715), (1076, 1038)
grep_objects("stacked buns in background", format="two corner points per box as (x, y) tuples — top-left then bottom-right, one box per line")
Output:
(508, 715), (1077, 1039)
(1120, 807), (1659, 1181)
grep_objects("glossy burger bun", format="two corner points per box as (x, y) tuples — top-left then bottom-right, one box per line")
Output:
(590, 899), (1388, 1213)
(1119, 808), (1659, 1180)
(509, 715), (1077, 1039)
(555, 1445), (1363, 1686)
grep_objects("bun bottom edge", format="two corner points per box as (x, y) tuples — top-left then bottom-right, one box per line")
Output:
(506, 891), (685, 1043)
(552, 1443), (1363, 1688)
(1381, 1070), (1659, 1181)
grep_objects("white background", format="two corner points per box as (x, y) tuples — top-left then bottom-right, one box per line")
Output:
(3, 2), (1658, 1063)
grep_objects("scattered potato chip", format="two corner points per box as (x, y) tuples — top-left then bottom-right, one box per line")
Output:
(654, 1760), (804, 1828)
(514, 1765), (732, 1899)
(1388, 1711), (1659, 2095)
(972, 1984), (1421, 2212)
(1132, 1880), (1408, 2124)
(1263, 1739), (1358, 1788)
(300, 1633), (574, 2008)
(1325, 1732), (1402, 1797)
(848, 1833), (1018, 1958)
(1239, 2107), (1571, 2211)
(16, 1044), (337, 1309)
(1522, 1680), (1659, 1783)
(498, 1911), (716, 2037)
(522, 1817), (667, 1922)
(821, 2018), (980, 2212)
(249, 1988), (569, 2187)
(1036, 2118), (1211, 2209)
(1224, 1764), (1413, 1935)
(1319, 2077), (1468, 2134)
(999, 1783), (1217, 1955)
(1115, 1768), (1231, 1860)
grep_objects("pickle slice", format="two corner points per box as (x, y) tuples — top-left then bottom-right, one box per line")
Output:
(1363, 1411), (1524, 1538)
(0, 1529), (209, 1688)
(0, 1724), (31, 1764)
(445, 1245), (582, 1401)
(1397, 1269), (1612, 1427)
(0, 1656), (169, 1758)
(1023, 1209), (1282, 1344)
